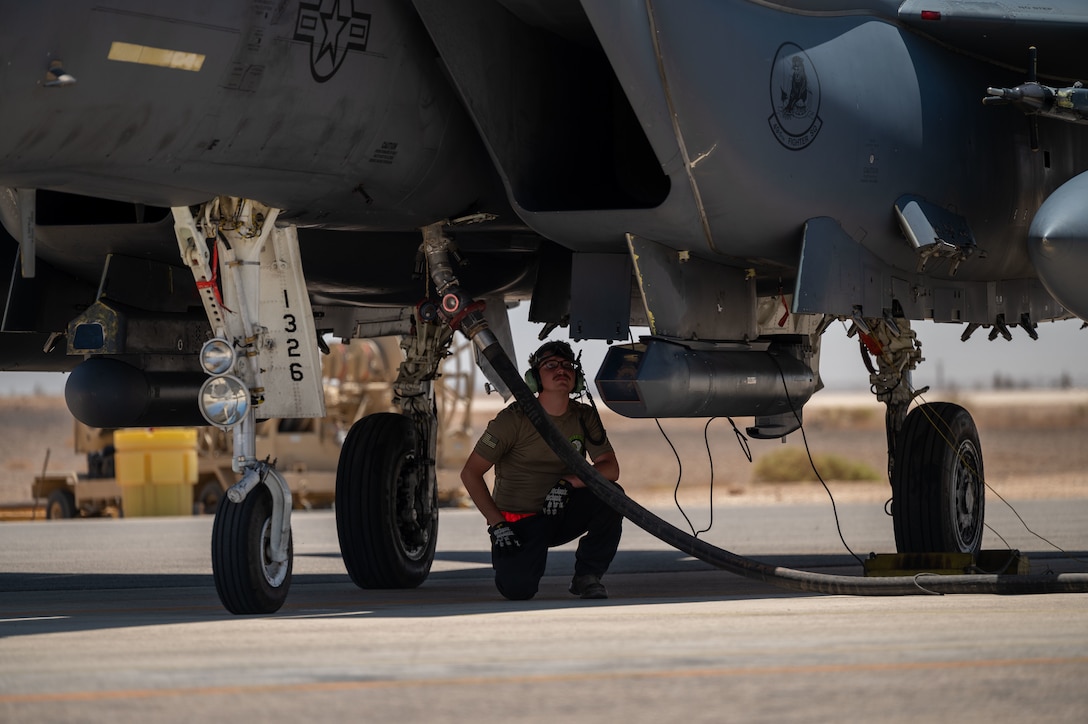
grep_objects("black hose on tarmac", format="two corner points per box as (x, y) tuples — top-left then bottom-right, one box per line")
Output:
(481, 341), (1088, 596)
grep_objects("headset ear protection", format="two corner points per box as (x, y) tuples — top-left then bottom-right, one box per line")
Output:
(524, 367), (542, 393)
(525, 341), (585, 394)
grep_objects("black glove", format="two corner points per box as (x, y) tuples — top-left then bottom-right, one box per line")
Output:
(543, 480), (571, 516)
(488, 522), (521, 553)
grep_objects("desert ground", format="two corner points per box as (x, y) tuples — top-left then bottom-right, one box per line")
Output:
(1, 389), (1086, 511)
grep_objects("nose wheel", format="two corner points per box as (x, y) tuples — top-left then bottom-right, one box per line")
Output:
(212, 483), (294, 614)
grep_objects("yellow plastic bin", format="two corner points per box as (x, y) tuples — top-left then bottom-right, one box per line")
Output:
(114, 428), (198, 516)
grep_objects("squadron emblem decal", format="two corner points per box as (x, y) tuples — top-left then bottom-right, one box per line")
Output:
(294, 0), (371, 83)
(768, 43), (822, 150)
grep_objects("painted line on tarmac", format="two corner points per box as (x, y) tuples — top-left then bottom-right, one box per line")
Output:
(3, 655), (1087, 704)
(0, 616), (68, 623)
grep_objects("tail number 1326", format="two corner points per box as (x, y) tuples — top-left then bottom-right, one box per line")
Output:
(283, 312), (304, 381)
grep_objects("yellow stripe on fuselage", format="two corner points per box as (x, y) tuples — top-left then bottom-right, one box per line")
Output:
(107, 41), (205, 72)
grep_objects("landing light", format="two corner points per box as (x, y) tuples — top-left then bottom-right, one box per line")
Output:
(198, 375), (249, 428)
(199, 338), (235, 376)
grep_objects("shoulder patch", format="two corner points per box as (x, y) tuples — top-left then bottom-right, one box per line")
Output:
(480, 431), (499, 449)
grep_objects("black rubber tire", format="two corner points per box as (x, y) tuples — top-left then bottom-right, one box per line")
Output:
(336, 413), (438, 588)
(891, 402), (985, 554)
(46, 489), (76, 519)
(211, 484), (293, 614)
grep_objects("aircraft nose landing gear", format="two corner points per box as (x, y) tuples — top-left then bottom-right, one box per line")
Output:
(173, 199), (326, 614)
(212, 473), (295, 614)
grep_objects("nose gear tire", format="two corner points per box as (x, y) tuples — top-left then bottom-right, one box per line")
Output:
(211, 484), (294, 614)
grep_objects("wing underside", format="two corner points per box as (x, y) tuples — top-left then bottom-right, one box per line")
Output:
(897, 0), (1088, 82)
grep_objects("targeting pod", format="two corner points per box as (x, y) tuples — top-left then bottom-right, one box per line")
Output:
(594, 338), (816, 438)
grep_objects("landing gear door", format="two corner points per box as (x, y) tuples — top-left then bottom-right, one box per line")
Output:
(254, 224), (326, 420)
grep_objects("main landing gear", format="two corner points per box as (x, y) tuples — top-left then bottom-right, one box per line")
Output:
(891, 402), (985, 554)
(335, 344), (442, 588)
(334, 220), (489, 589)
(854, 313), (985, 555)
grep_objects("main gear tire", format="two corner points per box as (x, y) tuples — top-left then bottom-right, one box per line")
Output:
(211, 484), (293, 614)
(891, 402), (985, 554)
(336, 413), (438, 588)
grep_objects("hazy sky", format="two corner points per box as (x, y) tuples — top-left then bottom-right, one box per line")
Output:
(2, 306), (1085, 396)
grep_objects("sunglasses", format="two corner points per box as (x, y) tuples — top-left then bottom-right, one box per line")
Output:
(540, 359), (577, 371)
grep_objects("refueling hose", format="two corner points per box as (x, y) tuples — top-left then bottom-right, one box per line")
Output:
(481, 340), (1088, 596)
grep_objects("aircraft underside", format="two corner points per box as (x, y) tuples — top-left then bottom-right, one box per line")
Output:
(1, 0), (1088, 611)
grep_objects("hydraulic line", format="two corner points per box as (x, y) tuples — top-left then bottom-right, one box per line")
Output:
(478, 339), (1088, 596)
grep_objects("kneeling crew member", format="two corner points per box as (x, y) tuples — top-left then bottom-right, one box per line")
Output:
(460, 340), (622, 600)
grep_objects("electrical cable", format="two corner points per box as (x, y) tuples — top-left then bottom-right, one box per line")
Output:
(625, 332), (713, 537)
(655, 415), (753, 538)
(696, 418), (716, 537)
(572, 353), (608, 448)
(622, 331), (715, 537)
(662, 415), (757, 538)
(479, 338), (1088, 595)
(724, 417), (753, 463)
(766, 351), (865, 567)
(653, 418), (697, 537)
(985, 483), (1088, 564)
(686, 417), (753, 538)
(792, 419), (866, 567)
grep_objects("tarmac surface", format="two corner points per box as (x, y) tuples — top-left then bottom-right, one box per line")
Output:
(2, 498), (1087, 723)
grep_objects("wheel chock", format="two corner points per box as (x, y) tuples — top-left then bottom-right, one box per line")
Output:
(863, 550), (1030, 577)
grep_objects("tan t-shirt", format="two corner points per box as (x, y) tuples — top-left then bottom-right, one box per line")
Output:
(473, 401), (614, 513)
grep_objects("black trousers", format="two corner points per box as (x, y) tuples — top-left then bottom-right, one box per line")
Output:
(492, 487), (622, 600)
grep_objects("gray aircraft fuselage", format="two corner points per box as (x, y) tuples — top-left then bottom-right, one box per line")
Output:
(1, 0), (1086, 348)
